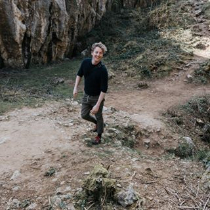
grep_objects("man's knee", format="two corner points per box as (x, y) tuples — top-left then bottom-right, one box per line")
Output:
(81, 112), (89, 120)
(95, 112), (103, 120)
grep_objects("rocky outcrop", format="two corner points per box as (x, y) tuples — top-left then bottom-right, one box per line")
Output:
(0, 0), (159, 69)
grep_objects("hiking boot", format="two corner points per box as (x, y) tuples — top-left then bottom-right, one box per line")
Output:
(91, 136), (101, 145)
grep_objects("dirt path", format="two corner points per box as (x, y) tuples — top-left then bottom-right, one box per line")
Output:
(107, 55), (210, 128)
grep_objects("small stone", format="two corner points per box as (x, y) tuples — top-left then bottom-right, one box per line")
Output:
(50, 196), (62, 207)
(108, 70), (115, 79)
(103, 106), (108, 111)
(143, 139), (150, 149)
(66, 203), (75, 210)
(146, 196), (153, 201)
(0, 137), (9, 144)
(197, 18), (204, 23)
(137, 82), (149, 89)
(84, 171), (90, 175)
(72, 101), (78, 106)
(12, 186), (20, 191)
(195, 10), (202, 16)
(10, 170), (21, 180)
(117, 183), (122, 188)
(7, 198), (21, 209)
(110, 107), (117, 112)
(186, 74), (193, 82)
(117, 183), (139, 207)
(0, 116), (9, 121)
(26, 203), (38, 210)
(56, 186), (71, 195)
(196, 118), (204, 125)
(132, 158), (139, 162)
(84, 138), (92, 142)
(182, 137), (195, 146)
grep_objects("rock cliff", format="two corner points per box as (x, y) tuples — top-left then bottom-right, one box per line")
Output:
(0, 0), (159, 68)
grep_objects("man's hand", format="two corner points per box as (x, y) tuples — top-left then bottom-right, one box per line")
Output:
(73, 76), (81, 99)
(90, 105), (99, 115)
(73, 87), (78, 98)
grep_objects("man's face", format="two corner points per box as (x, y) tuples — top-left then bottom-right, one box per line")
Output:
(91, 47), (103, 64)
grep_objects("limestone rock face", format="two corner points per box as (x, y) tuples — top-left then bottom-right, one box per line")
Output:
(0, 0), (158, 68)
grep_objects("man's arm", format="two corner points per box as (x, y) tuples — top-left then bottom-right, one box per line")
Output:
(90, 91), (106, 114)
(73, 76), (82, 98)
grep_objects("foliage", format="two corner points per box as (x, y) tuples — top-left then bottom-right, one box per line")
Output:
(165, 95), (210, 161)
(195, 149), (210, 168)
(175, 141), (195, 158)
(104, 124), (139, 148)
(146, 0), (194, 30)
(0, 59), (80, 114)
(202, 2), (210, 19)
(74, 165), (117, 209)
(83, 0), (194, 80)
(193, 60), (210, 84)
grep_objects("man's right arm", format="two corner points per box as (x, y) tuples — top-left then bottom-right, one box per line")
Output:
(73, 76), (82, 98)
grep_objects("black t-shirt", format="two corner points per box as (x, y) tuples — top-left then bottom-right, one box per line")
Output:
(77, 58), (108, 96)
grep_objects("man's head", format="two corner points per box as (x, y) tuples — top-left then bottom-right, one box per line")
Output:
(91, 42), (107, 65)
(91, 42), (107, 54)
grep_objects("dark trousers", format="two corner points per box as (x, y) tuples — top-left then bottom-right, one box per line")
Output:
(81, 94), (104, 134)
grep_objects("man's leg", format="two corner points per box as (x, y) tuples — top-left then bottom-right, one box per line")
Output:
(81, 95), (97, 124)
(95, 99), (104, 135)
(90, 99), (104, 144)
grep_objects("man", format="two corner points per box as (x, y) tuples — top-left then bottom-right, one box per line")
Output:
(73, 42), (108, 145)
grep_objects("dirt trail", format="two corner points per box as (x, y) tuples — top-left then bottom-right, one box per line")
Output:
(107, 55), (210, 128)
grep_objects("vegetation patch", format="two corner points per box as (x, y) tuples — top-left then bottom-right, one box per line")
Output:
(146, 0), (194, 30)
(74, 165), (117, 209)
(196, 149), (210, 168)
(103, 124), (140, 148)
(82, 0), (195, 80)
(202, 1), (210, 19)
(0, 60), (80, 114)
(74, 164), (142, 209)
(165, 95), (210, 162)
(167, 136), (196, 158)
(193, 60), (210, 84)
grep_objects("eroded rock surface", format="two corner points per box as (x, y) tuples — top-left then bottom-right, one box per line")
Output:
(0, 0), (159, 68)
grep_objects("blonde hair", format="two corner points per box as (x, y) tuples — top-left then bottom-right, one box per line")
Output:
(91, 42), (107, 54)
